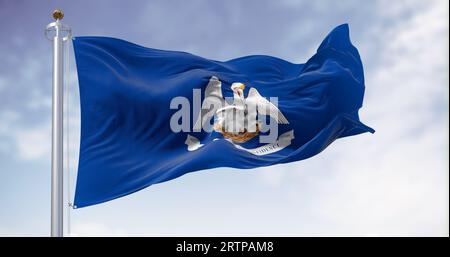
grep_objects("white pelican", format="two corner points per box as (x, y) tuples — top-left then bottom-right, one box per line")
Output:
(193, 76), (289, 143)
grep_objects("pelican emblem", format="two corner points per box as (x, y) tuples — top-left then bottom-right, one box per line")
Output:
(193, 76), (289, 143)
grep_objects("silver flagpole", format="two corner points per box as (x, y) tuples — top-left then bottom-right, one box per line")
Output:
(45, 9), (71, 237)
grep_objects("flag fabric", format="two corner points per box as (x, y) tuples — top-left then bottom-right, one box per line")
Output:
(73, 24), (374, 208)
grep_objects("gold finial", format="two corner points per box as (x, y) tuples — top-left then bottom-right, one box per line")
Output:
(52, 9), (64, 20)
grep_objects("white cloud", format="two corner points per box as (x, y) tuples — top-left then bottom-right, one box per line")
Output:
(269, 0), (449, 236)
(70, 222), (127, 237)
(0, 111), (20, 156)
(258, 166), (285, 187)
(0, 77), (6, 92)
(26, 87), (52, 110)
(0, 110), (50, 161)
(15, 125), (51, 161)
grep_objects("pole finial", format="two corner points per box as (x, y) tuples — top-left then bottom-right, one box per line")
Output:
(52, 9), (64, 20)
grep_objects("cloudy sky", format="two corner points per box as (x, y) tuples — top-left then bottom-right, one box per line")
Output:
(0, 0), (448, 236)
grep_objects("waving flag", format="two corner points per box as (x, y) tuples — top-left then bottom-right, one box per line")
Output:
(73, 24), (374, 208)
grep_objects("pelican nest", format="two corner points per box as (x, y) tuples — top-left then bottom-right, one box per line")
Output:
(214, 124), (260, 143)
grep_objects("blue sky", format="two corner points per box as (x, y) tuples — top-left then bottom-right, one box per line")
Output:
(0, 0), (448, 236)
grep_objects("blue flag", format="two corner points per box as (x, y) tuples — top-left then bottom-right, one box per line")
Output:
(73, 24), (374, 208)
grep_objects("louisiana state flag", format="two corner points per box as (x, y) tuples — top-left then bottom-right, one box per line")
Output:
(73, 24), (374, 208)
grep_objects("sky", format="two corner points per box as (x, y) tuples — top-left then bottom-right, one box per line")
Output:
(0, 0), (448, 236)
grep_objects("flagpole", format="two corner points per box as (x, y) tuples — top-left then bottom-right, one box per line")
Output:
(45, 9), (71, 237)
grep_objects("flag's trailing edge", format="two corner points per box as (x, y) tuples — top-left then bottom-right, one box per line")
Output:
(73, 24), (374, 208)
